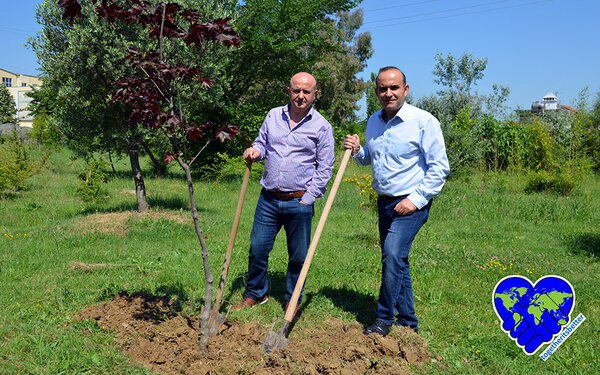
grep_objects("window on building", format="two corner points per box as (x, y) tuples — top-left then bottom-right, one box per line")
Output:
(22, 83), (27, 87)
(2, 77), (12, 87)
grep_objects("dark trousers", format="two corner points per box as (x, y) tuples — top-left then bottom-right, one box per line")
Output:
(245, 189), (314, 303)
(376, 196), (431, 330)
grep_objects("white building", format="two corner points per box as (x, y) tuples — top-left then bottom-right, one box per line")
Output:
(1, 67), (43, 127)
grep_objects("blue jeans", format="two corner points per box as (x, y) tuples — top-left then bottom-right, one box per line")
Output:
(245, 189), (314, 303)
(376, 196), (430, 330)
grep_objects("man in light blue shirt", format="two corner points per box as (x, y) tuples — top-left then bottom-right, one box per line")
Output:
(344, 66), (449, 336)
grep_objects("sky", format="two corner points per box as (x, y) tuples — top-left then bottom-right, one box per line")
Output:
(1, 0), (599, 115)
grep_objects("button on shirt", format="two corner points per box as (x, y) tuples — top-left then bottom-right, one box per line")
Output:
(354, 103), (450, 209)
(252, 104), (335, 205)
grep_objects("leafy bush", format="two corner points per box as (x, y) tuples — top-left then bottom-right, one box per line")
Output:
(77, 158), (111, 202)
(480, 118), (531, 170)
(521, 119), (556, 171)
(30, 114), (63, 145)
(524, 170), (575, 196)
(203, 152), (263, 182)
(441, 106), (484, 174)
(0, 130), (44, 191)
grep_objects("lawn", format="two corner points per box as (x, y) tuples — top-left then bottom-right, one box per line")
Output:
(1, 146), (598, 374)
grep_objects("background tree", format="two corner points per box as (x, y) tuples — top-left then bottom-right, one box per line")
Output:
(27, 86), (63, 146)
(30, 0), (152, 212)
(32, 0), (371, 177)
(415, 51), (511, 175)
(0, 84), (16, 124)
(313, 8), (372, 134)
(57, 0), (241, 350)
(433, 51), (487, 96)
(365, 71), (378, 118)
(209, 0), (365, 150)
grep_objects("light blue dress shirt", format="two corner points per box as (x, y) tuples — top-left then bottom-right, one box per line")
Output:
(354, 103), (450, 209)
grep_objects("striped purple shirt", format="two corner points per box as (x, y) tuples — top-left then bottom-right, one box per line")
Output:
(252, 104), (335, 205)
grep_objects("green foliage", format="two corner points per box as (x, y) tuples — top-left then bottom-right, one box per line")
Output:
(433, 51), (488, 95)
(521, 119), (556, 171)
(220, 0), (365, 137)
(0, 84), (16, 124)
(343, 173), (377, 210)
(31, 113), (63, 145)
(524, 170), (575, 196)
(203, 152), (263, 182)
(0, 130), (43, 191)
(77, 158), (111, 202)
(313, 9), (372, 128)
(365, 72), (379, 119)
(441, 106), (483, 173)
(225, 0), (359, 108)
(480, 119), (526, 170)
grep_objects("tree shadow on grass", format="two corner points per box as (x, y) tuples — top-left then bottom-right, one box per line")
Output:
(78, 196), (212, 216)
(563, 232), (600, 260)
(147, 194), (192, 211)
(318, 286), (377, 326)
(95, 282), (189, 324)
(0, 191), (21, 200)
(225, 270), (377, 326)
(224, 270), (289, 308)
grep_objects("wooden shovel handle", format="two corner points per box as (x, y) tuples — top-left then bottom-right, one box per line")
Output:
(283, 148), (353, 322)
(213, 160), (252, 312)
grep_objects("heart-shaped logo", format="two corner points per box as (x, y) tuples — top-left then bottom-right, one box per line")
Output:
(492, 275), (574, 354)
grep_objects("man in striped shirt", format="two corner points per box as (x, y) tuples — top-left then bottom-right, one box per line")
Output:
(234, 72), (335, 316)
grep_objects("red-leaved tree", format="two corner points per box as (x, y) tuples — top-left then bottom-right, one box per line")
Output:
(57, 0), (241, 350)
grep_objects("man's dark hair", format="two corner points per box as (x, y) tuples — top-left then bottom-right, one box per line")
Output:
(376, 66), (406, 86)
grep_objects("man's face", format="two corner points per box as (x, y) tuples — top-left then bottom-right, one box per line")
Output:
(288, 74), (317, 113)
(375, 69), (409, 118)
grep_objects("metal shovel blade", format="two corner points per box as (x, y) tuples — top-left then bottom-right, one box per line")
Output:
(263, 319), (291, 354)
(208, 311), (227, 337)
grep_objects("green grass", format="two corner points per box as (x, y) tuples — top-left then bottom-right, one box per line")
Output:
(1, 146), (599, 374)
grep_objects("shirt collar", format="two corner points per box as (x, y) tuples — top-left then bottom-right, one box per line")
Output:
(378, 102), (411, 123)
(283, 103), (314, 121)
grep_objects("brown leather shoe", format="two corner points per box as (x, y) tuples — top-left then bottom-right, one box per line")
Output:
(233, 295), (268, 310)
(285, 302), (300, 321)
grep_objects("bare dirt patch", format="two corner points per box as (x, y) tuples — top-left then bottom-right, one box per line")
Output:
(74, 211), (189, 236)
(78, 292), (430, 374)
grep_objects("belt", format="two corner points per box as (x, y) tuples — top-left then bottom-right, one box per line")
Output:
(267, 190), (306, 200)
(378, 194), (407, 203)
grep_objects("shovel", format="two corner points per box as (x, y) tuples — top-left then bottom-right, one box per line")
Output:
(263, 148), (352, 353)
(208, 160), (252, 336)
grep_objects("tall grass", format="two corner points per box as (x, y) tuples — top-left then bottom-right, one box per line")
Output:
(1, 147), (598, 374)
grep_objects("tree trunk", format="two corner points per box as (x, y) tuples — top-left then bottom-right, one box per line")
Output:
(108, 150), (117, 174)
(128, 138), (149, 214)
(177, 155), (213, 352)
(141, 139), (166, 177)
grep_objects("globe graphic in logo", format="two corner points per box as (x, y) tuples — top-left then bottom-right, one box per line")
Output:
(493, 275), (574, 354)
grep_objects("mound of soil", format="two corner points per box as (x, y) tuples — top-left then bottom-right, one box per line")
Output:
(78, 292), (430, 374)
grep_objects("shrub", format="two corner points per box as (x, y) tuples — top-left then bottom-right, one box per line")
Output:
(441, 106), (484, 174)
(0, 130), (42, 191)
(522, 119), (556, 171)
(480, 118), (531, 170)
(30, 114), (63, 145)
(77, 158), (111, 202)
(203, 152), (263, 182)
(524, 170), (575, 196)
